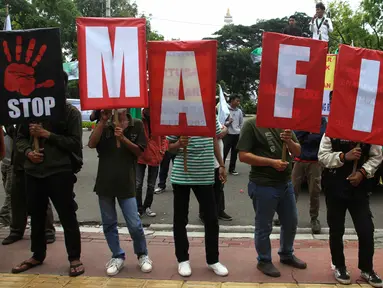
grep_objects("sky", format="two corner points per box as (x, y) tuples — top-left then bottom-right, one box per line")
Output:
(134, 0), (361, 40)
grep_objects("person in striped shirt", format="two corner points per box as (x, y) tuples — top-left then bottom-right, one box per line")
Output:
(167, 118), (228, 277)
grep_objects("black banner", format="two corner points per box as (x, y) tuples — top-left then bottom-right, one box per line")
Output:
(0, 28), (65, 124)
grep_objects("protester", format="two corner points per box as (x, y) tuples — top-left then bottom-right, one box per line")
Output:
(2, 124), (56, 246)
(12, 72), (84, 277)
(309, 2), (333, 42)
(136, 108), (167, 217)
(283, 15), (302, 36)
(292, 117), (327, 234)
(167, 118), (229, 277)
(224, 94), (243, 176)
(199, 121), (232, 222)
(238, 117), (307, 277)
(0, 126), (12, 226)
(88, 109), (153, 276)
(0, 128), (4, 161)
(154, 151), (176, 194)
(318, 135), (382, 287)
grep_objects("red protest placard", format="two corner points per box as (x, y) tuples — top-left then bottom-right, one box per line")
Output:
(77, 17), (148, 110)
(326, 45), (383, 145)
(148, 41), (217, 137)
(257, 32), (327, 133)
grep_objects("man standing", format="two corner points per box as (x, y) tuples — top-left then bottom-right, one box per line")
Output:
(89, 109), (153, 276)
(238, 117), (307, 277)
(136, 108), (167, 217)
(224, 94), (243, 176)
(292, 117), (327, 234)
(318, 136), (382, 287)
(168, 118), (228, 277)
(309, 2), (333, 42)
(12, 96), (84, 276)
(2, 125), (55, 245)
(0, 126), (12, 226)
(283, 15), (302, 36)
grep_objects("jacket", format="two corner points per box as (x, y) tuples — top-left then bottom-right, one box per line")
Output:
(318, 134), (382, 198)
(17, 102), (83, 178)
(225, 106), (243, 135)
(137, 112), (167, 167)
(295, 117), (327, 161)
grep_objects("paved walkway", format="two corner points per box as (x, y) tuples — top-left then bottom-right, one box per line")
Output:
(0, 228), (381, 287)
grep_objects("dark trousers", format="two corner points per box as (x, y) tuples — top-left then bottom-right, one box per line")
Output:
(10, 170), (55, 238)
(223, 134), (239, 172)
(157, 151), (175, 189)
(136, 164), (159, 213)
(27, 171), (81, 262)
(173, 184), (219, 264)
(199, 169), (225, 217)
(326, 192), (374, 272)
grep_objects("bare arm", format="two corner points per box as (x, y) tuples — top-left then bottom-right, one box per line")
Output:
(217, 126), (228, 139)
(168, 140), (181, 153)
(214, 137), (225, 167)
(88, 121), (106, 149)
(239, 151), (276, 167)
(286, 139), (301, 157)
(120, 136), (142, 157)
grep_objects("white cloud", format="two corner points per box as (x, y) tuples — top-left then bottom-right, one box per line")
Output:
(134, 0), (361, 40)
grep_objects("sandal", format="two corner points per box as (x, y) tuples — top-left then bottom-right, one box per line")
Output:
(12, 260), (42, 274)
(69, 262), (85, 277)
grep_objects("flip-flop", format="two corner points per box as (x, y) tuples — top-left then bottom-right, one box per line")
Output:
(69, 263), (85, 277)
(11, 260), (42, 274)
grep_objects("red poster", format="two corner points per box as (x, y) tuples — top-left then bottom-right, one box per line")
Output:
(257, 32), (328, 133)
(326, 45), (383, 145)
(148, 41), (217, 137)
(77, 17), (148, 110)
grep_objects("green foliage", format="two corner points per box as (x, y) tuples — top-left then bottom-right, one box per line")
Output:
(82, 121), (93, 130)
(241, 101), (257, 115)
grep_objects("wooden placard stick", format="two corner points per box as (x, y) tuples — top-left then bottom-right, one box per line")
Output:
(34, 137), (39, 152)
(352, 143), (361, 174)
(113, 109), (121, 148)
(180, 136), (188, 172)
(282, 142), (287, 162)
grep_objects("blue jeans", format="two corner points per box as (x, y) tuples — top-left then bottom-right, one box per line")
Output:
(98, 195), (148, 259)
(248, 181), (298, 263)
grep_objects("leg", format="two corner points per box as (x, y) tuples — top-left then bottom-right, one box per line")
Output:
(26, 175), (49, 262)
(223, 135), (232, 163)
(135, 164), (146, 214)
(193, 185), (219, 264)
(291, 162), (305, 203)
(8, 170), (27, 238)
(277, 182), (298, 260)
(98, 195), (125, 258)
(250, 182), (280, 262)
(307, 162), (322, 220)
(144, 166), (159, 210)
(48, 173), (81, 263)
(348, 196), (374, 273)
(326, 193), (348, 269)
(157, 152), (172, 189)
(118, 197), (148, 257)
(173, 184), (191, 263)
(0, 163), (12, 225)
(45, 201), (56, 240)
(229, 135), (239, 172)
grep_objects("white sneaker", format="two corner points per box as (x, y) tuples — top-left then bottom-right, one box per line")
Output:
(178, 261), (192, 277)
(105, 258), (124, 276)
(146, 208), (156, 217)
(208, 262), (229, 276)
(138, 255), (153, 273)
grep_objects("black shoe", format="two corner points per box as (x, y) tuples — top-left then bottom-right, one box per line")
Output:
(257, 261), (281, 277)
(273, 219), (281, 226)
(280, 255), (307, 269)
(361, 270), (383, 287)
(2, 235), (22, 245)
(311, 218), (322, 234)
(229, 171), (239, 176)
(334, 267), (351, 285)
(46, 235), (56, 244)
(218, 212), (233, 221)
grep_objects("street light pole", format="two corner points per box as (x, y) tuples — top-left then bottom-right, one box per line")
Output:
(106, 0), (111, 17)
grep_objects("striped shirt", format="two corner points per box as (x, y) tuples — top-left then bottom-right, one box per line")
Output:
(167, 119), (221, 185)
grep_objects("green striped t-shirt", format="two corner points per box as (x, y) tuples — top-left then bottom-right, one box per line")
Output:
(167, 118), (221, 185)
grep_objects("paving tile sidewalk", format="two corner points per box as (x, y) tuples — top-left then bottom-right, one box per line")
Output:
(0, 229), (382, 287)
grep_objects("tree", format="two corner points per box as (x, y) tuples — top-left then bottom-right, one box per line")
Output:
(361, 0), (383, 49)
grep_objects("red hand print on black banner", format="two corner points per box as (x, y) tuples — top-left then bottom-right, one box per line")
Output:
(3, 36), (55, 96)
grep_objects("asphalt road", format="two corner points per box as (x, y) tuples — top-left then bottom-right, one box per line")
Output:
(1, 130), (383, 229)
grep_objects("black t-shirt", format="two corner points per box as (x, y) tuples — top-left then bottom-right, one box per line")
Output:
(94, 115), (147, 198)
(283, 25), (302, 37)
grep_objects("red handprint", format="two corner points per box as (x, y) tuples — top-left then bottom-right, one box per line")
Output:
(3, 36), (55, 96)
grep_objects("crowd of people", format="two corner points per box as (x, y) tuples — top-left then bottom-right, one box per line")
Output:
(0, 3), (382, 287)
